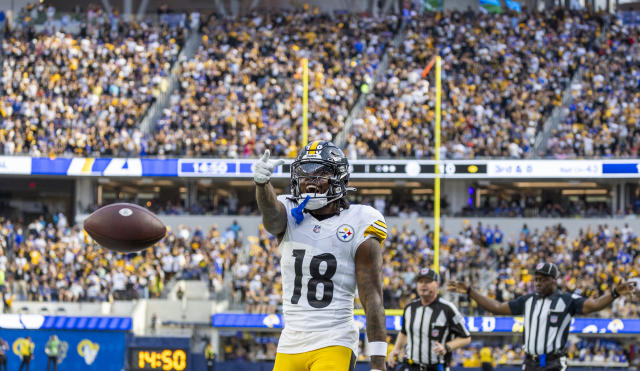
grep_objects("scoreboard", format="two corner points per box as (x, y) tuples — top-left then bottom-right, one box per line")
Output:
(130, 348), (188, 371)
(128, 337), (191, 371)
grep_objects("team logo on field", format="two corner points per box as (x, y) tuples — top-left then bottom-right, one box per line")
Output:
(337, 225), (354, 242)
(313, 225), (321, 233)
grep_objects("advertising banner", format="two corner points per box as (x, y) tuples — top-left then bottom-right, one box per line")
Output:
(212, 313), (640, 335)
(1, 329), (126, 371)
(6, 155), (640, 179)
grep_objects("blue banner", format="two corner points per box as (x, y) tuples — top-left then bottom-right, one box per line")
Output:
(602, 163), (640, 174)
(1, 329), (125, 371)
(31, 157), (73, 175)
(41, 316), (132, 331)
(212, 313), (640, 335)
(0, 314), (131, 331)
(142, 158), (179, 177)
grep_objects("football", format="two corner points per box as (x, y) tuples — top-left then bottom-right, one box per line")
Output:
(83, 203), (167, 253)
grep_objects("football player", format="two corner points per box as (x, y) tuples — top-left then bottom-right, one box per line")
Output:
(254, 141), (388, 371)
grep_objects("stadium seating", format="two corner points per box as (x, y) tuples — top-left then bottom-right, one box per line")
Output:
(1, 4), (639, 370)
(0, 217), (233, 304)
(547, 21), (640, 158)
(2, 216), (637, 322)
(351, 11), (603, 158)
(0, 19), (185, 156)
(3, 10), (636, 158)
(145, 11), (398, 157)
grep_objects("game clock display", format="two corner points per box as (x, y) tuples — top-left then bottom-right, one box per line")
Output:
(130, 348), (188, 371)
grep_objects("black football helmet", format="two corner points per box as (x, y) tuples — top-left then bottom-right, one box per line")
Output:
(290, 140), (354, 204)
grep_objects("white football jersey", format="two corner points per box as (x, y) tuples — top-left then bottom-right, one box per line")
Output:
(275, 195), (388, 355)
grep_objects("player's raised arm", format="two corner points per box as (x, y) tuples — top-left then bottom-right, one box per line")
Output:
(448, 281), (512, 315)
(355, 237), (387, 371)
(254, 150), (287, 236)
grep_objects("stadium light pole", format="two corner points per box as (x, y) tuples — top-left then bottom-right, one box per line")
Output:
(434, 56), (442, 275)
(420, 56), (441, 274)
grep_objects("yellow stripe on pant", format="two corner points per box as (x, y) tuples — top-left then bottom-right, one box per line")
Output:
(273, 346), (355, 371)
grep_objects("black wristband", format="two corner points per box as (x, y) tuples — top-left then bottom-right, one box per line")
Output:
(445, 344), (452, 354)
(466, 286), (472, 296)
(612, 287), (620, 299)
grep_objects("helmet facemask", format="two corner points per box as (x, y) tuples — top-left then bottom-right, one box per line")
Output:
(291, 161), (350, 210)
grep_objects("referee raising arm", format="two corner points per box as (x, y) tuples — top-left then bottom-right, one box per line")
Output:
(388, 268), (471, 371)
(448, 262), (638, 371)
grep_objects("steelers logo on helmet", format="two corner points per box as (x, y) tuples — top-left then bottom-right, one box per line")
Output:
(290, 140), (354, 210)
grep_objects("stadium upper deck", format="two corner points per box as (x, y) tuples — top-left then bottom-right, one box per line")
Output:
(1, 5), (637, 159)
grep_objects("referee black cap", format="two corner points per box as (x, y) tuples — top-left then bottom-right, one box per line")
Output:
(534, 262), (559, 279)
(417, 268), (440, 283)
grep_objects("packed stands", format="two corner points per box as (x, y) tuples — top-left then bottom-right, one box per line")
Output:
(1, 214), (638, 319)
(8, 215), (636, 319)
(547, 20), (640, 158)
(0, 15), (186, 156)
(351, 10), (605, 159)
(1, 2), (639, 370)
(0, 216), (235, 307)
(4, 9), (637, 159)
(232, 218), (640, 318)
(145, 11), (399, 157)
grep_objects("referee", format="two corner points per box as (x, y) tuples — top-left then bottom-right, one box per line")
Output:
(449, 262), (638, 371)
(388, 268), (471, 371)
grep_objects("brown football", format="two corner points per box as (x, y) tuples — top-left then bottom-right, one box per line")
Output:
(83, 203), (167, 253)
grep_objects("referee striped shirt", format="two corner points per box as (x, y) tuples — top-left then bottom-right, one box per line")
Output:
(401, 297), (470, 365)
(508, 291), (586, 356)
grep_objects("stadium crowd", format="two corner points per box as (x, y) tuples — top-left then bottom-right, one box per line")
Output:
(0, 215), (238, 307)
(0, 10), (185, 157)
(0, 2), (638, 369)
(2, 7), (637, 159)
(1, 213), (638, 318)
(350, 10), (604, 159)
(232, 217), (640, 318)
(547, 19), (640, 158)
(145, 10), (398, 157)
